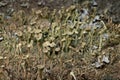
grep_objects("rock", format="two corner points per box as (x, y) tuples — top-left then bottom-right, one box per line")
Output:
(102, 55), (110, 64)
(21, 2), (29, 8)
(0, 37), (4, 42)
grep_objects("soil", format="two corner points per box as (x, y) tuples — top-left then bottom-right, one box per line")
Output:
(0, 0), (120, 80)
(0, 0), (120, 23)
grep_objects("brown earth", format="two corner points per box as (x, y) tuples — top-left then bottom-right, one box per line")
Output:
(0, 0), (120, 80)
(0, 0), (120, 23)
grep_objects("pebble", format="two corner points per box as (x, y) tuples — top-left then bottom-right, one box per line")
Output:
(37, 1), (45, 6)
(0, 37), (4, 41)
(102, 55), (110, 64)
(21, 2), (29, 8)
(92, 0), (98, 7)
(80, 8), (89, 22)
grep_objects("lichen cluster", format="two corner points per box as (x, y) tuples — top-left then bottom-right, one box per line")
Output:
(0, 4), (120, 80)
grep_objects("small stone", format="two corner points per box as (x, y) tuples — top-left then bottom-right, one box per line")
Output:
(93, 45), (98, 50)
(102, 55), (110, 64)
(37, 1), (45, 6)
(102, 33), (109, 39)
(93, 15), (101, 23)
(95, 62), (103, 68)
(95, 15), (100, 20)
(80, 8), (89, 22)
(0, 37), (4, 42)
(92, 0), (98, 7)
(92, 61), (103, 68)
(21, 2), (29, 8)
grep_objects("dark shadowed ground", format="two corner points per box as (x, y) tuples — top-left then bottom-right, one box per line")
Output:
(0, 0), (120, 23)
